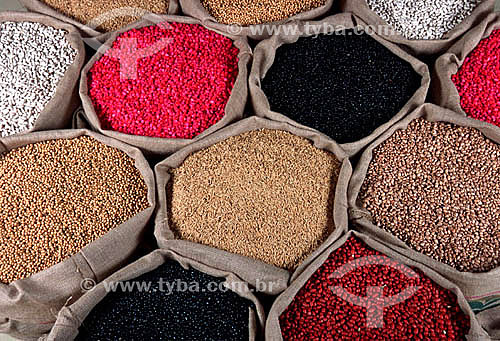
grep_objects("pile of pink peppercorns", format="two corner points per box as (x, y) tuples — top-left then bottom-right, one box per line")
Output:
(88, 22), (239, 139)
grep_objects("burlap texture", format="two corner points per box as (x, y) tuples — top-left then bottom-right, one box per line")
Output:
(40, 247), (266, 341)
(266, 230), (490, 340)
(0, 11), (85, 136)
(179, 0), (334, 40)
(433, 13), (500, 117)
(249, 13), (430, 157)
(78, 14), (251, 156)
(18, 0), (179, 38)
(348, 103), (500, 329)
(0, 129), (156, 340)
(154, 116), (352, 295)
(340, 0), (495, 56)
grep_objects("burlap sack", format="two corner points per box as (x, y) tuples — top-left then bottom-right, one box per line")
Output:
(79, 14), (251, 156)
(179, 0), (334, 40)
(340, 0), (495, 56)
(266, 230), (490, 340)
(154, 116), (352, 295)
(348, 103), (500, 326)
(0, 129), (156, 340)
(478, 306), (500, 339)
(0, 12), (85, 136)
(433, 13), (500, 117)
(249, 13), (430, 157)
(40, 246), (266, 341)
(18, 0), (179, 38)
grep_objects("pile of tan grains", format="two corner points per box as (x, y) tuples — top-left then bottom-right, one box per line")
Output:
(39, 0), (169, 32)
(201, 0), (327, 26)
(168, 129), (341, 270)
(360, 119), (500, 273)
(0, 136), (149, 283)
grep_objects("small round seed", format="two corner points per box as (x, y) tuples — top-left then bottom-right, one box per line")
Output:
(0, 136), (150, 284)
(201, 0), (327, 26)
(260, 30), (421, 144)
(360, 118), (500, 273)
(279, 236), (471, 339)
(77, 259), (255, 340)
(39, 0), (170, 32)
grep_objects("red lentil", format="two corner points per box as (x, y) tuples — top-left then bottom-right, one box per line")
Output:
(452, 29), (500, 126)
(279, 237), (470, 340)
(88, 22), (239, 139)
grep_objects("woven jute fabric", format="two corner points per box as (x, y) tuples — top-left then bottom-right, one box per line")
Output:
(249, 13), (429, 157)
(0, 129), (156, 340)
(41, 247), (266, 341)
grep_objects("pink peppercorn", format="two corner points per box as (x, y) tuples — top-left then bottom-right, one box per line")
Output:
(88, 22), (239, 139)
(279, 237), (471, 340)
(452, 29), (500, 127)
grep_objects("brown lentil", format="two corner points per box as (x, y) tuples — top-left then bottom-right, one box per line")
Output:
(0, 136), (149, 284)
(168, 129), (341, 270)
(200, 0), (327, 26)
(39, 0), (169, 32)
(360, 118), (500, 273)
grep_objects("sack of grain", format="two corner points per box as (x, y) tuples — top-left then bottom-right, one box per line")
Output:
(179, 0), (334, 40)
(348, 103), (500, 329)
(249, 13), (429, 157)
(79, 14), (251, 156)
(0, 129), (155, 340)
(0, 12), (85, 138)
(266, 230), (489, 340)
(41, 246), (265, 341)
(340, 0), (494, 56)
(155, 116), (352, 294)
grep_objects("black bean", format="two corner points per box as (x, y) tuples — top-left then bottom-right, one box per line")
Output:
(260, 30), (421, 144)
(77, 260), (254, 340)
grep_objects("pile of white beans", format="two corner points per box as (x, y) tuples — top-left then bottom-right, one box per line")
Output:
(0, 21), (76, 137)
(367, 0), (483, 40)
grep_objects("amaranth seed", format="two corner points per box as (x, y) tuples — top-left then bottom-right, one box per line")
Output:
(260, 31), (421, 144)
(76, 260), (254, 340)
(0, 136), (149, 284)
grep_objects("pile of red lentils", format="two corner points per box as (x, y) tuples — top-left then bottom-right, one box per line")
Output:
(453, 29), (500, 127)
(279, 236), (471, 340)
(88, 22), (239, 139)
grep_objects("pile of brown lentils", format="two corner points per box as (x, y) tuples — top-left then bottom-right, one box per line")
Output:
(168, 129), (341, 270)
(0, 136), (149, 283)
(201, 0), (327, 26)
(39, 0), (170, 32)
(360, 119), (500, 273)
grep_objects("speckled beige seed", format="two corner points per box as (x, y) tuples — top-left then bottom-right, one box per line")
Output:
(168, 129), (341, 270)
(201, 0), (327, 26)
(0, 136), (150, 284)
(360, 119), (500, 273)
(39, 0), (169, 32)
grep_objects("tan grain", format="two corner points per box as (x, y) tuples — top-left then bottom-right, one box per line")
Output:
(168, 129), (340, 270)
